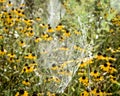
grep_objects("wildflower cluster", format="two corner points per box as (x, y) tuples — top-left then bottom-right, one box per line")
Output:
(1, 0), (120, 96)
(59, 1), (120, 96)
(0, 0), (88, 95)
(75, 1), (120, 96)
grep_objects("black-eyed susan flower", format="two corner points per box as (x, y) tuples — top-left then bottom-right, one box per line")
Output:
(110, 77), (118, 84)
(94, 75), (103, 82)
(80, 90), (89, 96)
(108, 55), (116, 61)
(100, 63), (109, 72)
(47, 92), (56, 96)
(47, 26), (54, 33)
(63, 30), (70, 37)
(0, 48), (7, 55)
(55, 23), (64, 31)
(7, 1), (13, 6)
(7, 57), (15, 63)
(51, 76), (61, 83)
(36, 17), (41, 21)
(15, 90), (28, 96)
(22, 79), (30, 86)
(24, 53), (36, 60)
(51, 64), (58, 70)
(106, 46), (112, 51)
(16, 57), (20, 62)
(79, 76), (89, 86)
(39, 23), (47, 28)
(90, 70), (99, 77)
(90, 87), (96, 95)
(34, 36), (42, 43)
(95, 52), (105, 60)
(3, 27), (9, 32)
(20, 3), (25, 7)
(58, 69), (65, 75)
(79, 61), (87, 68)
(74, 30), (81, 35)
(95, 89), (101, 96)
(7, 53), (16, 58)
(78, 69), (86, 75)
(104, 13), (108, 19)
(27, 26), (33, 31)
(26, 30), (34, 37)
(108, 65), (117, 74)
(23, 19), (32, 25)
(45, 35), (53, 41)
(22, 65), (35, 73)
(0, 0), (6, 3)
(44, 77), (50, 82)
(41, 33), (49, 40)
(29, 61), (37, 68)
(59, 46), (69, 51)
(19, 40), (26, 47)
(59, 36), (64, 41)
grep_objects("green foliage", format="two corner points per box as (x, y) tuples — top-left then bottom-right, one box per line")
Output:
(0, 0), (120, 96)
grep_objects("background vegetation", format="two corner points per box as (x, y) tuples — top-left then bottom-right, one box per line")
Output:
(0, 0), (120, 96)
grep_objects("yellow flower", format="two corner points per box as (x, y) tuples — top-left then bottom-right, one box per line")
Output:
(90, 70), (99, 77)
(41, 33), (49, 40)
(108, 55), (116, 61)
(55, 23), (64, 31)
(26, 30), (34, 37)
(7, 1), (13, 6)
(59, 46), (69, 51)
(51, 64), (58, 70)
(47, 92), (56, 96)
(110, 77), (118, 84)
(15, 90), (28, 96)
(36, 17), (41, 21)
(3, 27), (9, 32)
(23, 19), (32, 25)
(109, 29), (114, 33)
(7, 57), (15, 63)
(80, 90), (89, 96)
(100, 63), (110, 72)
(29, 61), (37, 67)
(78, 69), (86, 75)
(58, 36), (64, 41)
(47, 26), (54, 33)
(94, 75), (103, 82)
(95, 53), (106, 60)
(74, 30), (81, 35)
(39, 23), (47, 28)
(63, 30), (70, 37)
(51, 76), (61, 83)
(0, 48), (7, 55)
(22, 66), (34, 73)
(22, 79), (30, 86)
(108, 65), (117, 74)
(19, 40), (26, 47)
(7, 53), (16, 58)
(45, 35), (53, 41)
(79, 76), (89, 86)
(34, 37), (42, 43)
(90, 87), (96, 95)
(0, 0), (6, 3)
(27, 26), (33, 31)
(79, 61), (87, 68)
(24, 53), (36, 60)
